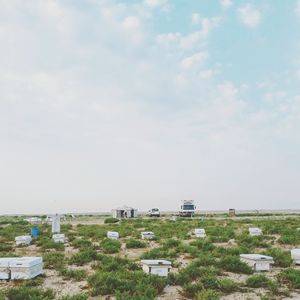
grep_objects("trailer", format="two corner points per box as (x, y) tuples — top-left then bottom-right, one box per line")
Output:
(179, 200), (196, 217)
(148, 208), (160, 217)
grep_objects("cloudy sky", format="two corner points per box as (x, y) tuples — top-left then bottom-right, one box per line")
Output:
(1, 0), (300, 214)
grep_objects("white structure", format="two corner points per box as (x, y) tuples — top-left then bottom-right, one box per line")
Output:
(25, 217), (42, 224)
(240, 254), (274, 272)
(194, 228), (206, 238)
(10, 257), (43, 280)
(180, 200), (196, 217)
(0, 257), (43, 280)
(141, 260), (172, 277)
(0, 258), (16, 280)
(107, 231), (119, 240)
(52, 234), (65, 243)
(141, 231), (155, 240)
(112, 206), (138, 218)
(171, 215), (177, 221)
(148, 208), (160, 217)
(297, 228), (300, 232)
(52, 214), (61, 233)
(291, 249), (300, 265)
(15, 235), (32, 246)
(249, 227), (262, 236)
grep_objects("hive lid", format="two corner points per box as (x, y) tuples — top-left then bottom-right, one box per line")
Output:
(0, 258), (16, 267)
(141, 231), (154, 235)
(9, 257), (43, 268)
(15, 235), (32, 240)
(141, 260), (171, 266)
(240, 254), (273, 261)
(53, 234), (65, 238)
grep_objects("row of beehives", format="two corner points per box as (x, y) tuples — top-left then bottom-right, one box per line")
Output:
(0, 257), (43, 280)
(15, 233), (65, 246)
(107, 231), (155, 240)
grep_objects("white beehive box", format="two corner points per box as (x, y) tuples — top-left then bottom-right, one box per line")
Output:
(240, 254), (274, 272)
(15, 235), (32, 246)
(141, 260), (171, 277)
(107, 231), (119, 240)
(0, 258), (16, 280)
(249, 227), (262, 236)
(141, 231), (155, 240)
(291, 249), (300, 265)
(194, 228), (206, 238)
(10, 257), (43, 280)
(52, 234), (65, 243)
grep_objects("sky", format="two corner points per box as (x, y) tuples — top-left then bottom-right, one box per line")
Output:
(0, 0), (300, 214)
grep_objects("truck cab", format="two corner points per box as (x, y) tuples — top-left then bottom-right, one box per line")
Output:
(148, 208), (160, 217)
(180, 200), (196, 217)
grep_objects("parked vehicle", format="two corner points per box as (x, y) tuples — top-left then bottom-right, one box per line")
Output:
(179, 200), (196, 217)
(148, 208), (160, 217)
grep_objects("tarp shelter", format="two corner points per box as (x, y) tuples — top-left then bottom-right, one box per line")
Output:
(112, 206), (138, 218)
(240, 254), (274, 272)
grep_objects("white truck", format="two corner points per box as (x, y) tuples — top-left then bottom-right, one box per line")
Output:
(148, 208), (160, 217)
(180, 200), (196, 217)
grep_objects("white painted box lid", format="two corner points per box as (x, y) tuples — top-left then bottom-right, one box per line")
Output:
(0, 258), (16, 267)
(240, 254), (273, 262)
(249, 227), (262, 233)
(9, 257), (43, 268)
(141, 260), (171, 266)
(15, 235), (32, 241)
(195, 228), (206, 233)
(141, 231), (154, 235)
(53, 234), (65, 238)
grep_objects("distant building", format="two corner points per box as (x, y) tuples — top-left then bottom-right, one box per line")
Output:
(112, 206), (138, 218)
(229, 209), (236, 217)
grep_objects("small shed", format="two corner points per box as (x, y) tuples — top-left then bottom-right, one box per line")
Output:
(141, 231), (155, 240)
(15, 235), (32, 246)
(52, 234), (65, 243)
(0, 258), (16, 280)
(10, 257), (43, 280)
(194, 228), (206, 238)
(107, 231), (119, 240)
(112, 206), (138, 219)
(240, 254), (274, 272)
(291, 249), (300, 265)
(141, 260), (172, 277)
(249, 227), (262, 236)
(229, 209), (236, 217)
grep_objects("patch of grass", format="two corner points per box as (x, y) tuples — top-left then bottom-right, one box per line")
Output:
(264, 248), (292, 267)
(69, 248), (98, 265)
(196, 289), (221, 300)
(104, 217), (119, 224)
(126, 239), (146, 248)
(101, 238), (121, 253)
(278, 268), (300, 289)
(60, 268), (87, 281)
(6, 287), (55, 300)
(59, 294), (88, 300)
(43, 252), (65, 269)
(218, 256), (253, 274)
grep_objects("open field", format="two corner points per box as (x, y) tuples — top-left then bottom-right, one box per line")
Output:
(1, 214), (300, 299)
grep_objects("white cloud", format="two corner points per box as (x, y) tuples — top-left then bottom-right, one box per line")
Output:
(180, 52), (208, 69)
(191, 13), (201, 25)
(144, 0), (168, 8)
(238, 4), (261, 28)
(122, 16), (140, 30)
(220, 0), (233, 8)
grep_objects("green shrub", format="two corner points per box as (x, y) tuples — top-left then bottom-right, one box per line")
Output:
(71, 239), (93, 249)
(59, 294), (88, 300)
(219, 278), (239, 293)
(104, 217), (119, 224)
(88, 270), (167, 298)
(264, 248), (292, 267)
(43, 252), (65, 269)
(246, 274), (272, 288)
(60, 268), (87, 281)
(182, 283), (204, 298)
(126, 239), (146, 248)
(219, 256), (253, 274)
(101, 238), (121, 253)
(69, 248), (98, 265)
(196, 289), (221, 300)
(278, 268), (300, 289)
(37, 237), (65, 251)
(6, 287), (55, 300)
(190, 239), (215, 252)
